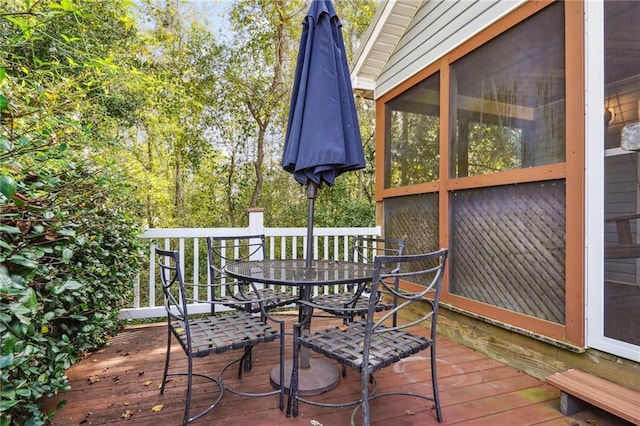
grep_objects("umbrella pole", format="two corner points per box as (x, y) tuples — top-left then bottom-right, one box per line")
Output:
(299, 181), (318, 370)
(304, 181), (317, 268)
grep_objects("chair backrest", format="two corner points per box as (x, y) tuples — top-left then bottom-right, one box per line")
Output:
(366, 249), (449, 340)
(206, 235), (266, 301)
(155, 247), (189, 322)
(353, 237), (406, 323)
(206, 233), (266, 276)
(351, 236), (405, 263)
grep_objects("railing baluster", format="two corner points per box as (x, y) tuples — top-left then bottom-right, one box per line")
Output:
(193, 238), (199, 301)
(118, 224), (380, 320)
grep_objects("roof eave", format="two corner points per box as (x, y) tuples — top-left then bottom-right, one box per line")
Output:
(350, 0), (422, 100)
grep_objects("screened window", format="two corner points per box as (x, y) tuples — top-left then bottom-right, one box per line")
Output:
(449, 1), (565, 178)
(384, 73), (440, 188)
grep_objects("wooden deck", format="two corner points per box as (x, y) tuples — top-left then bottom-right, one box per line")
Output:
(42, 314), (633, 426)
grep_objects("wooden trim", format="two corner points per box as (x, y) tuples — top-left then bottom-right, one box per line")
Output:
(444, 294), (567, 341)
(381, 163), (565, 199)
(375, 97), (386, 202)
(444, 164), (566, 191)
(381, 182), (439, 199)
(563, 0), (585, 346)
(439, 58), (451, 295)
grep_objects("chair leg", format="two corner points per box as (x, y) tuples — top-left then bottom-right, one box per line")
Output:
(243, 306), (253, 372)
(341, 313), (356, 378)
(278, 321), (285, 411)
(430, 344), (443, 422)
(243, 346), (252, 372)
(286, 324), (301, 417)
(160, 325), (172, 394)
(184, 353), (193, 426)
(361, 368), (371, 425)
(237, 349), (247, 379)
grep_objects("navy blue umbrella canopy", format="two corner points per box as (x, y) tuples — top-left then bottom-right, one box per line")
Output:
(282, 0), (365, 266)
(282, 0), (365, 188)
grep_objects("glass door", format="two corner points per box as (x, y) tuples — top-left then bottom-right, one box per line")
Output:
(599, 0), (640, 359)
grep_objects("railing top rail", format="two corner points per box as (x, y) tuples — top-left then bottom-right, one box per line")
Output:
(140, 226), (381, 239)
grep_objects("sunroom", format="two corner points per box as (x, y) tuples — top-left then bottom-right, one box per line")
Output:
(351, 0), (639, 389)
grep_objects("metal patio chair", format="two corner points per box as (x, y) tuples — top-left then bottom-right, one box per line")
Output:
(287, 249), (449, 425)
(206, 235), (299, 314)
(156, 247), (285, 426)
(311, 236), (405, 324)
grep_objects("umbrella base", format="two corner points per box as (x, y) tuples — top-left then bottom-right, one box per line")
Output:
(270, 358), (340, 396)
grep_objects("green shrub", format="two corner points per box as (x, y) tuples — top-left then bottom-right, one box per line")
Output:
(2, 2), (146, 422)
(0, 137), (145, 425)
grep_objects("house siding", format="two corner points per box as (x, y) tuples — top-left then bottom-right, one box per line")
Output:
(376, 0), (526, 99)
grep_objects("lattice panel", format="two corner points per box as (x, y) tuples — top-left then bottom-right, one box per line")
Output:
(450, 180), (566, 324)
(383, 193), (439, 255)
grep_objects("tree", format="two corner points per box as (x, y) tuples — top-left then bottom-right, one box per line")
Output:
(201, 0), (377, 228)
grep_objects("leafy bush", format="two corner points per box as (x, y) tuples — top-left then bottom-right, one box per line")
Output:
(1, 3), (146, 417)
(0, 133), (145, 424)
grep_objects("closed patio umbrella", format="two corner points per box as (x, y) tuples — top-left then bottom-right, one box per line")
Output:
(282, 0), (365, 269)
(279, 0), (365, 395)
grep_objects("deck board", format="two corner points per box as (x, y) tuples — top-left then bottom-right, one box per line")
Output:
(42, 314), (634, 425)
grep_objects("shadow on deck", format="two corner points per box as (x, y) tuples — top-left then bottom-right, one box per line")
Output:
(42, 314), (632, 425)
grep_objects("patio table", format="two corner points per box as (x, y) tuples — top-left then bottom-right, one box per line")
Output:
(224, 259), (375, 395)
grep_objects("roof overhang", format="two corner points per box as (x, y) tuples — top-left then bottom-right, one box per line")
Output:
(350, 0), (421, 100)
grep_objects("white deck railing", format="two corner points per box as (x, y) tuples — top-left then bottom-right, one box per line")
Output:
(118, 209), (380, 320)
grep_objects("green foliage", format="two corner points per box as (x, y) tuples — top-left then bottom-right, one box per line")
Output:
(180, 0), (377, 229)
(0, 0), (378, 420)
(1, 1), (146, 424)
(0, 150), (145, 424)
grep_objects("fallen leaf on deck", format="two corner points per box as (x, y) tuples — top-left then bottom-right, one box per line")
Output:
(405, 409), (415, 416)
(151, 404), (164, 412)
(144, 380), (153, 386)
(87, 375), (100, 384)
(121, 409), (136, 419)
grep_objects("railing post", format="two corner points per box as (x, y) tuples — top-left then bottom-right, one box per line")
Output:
(248, 208), (265, 264)
(248, 208), (265, 235)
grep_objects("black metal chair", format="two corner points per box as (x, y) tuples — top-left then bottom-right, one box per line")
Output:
(287, 249), (449, 425)
(156, 247), (285, 426)
(206, 235), (299, 313)
(311, 236), (405, 323)
(206, 235), (297, 373)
